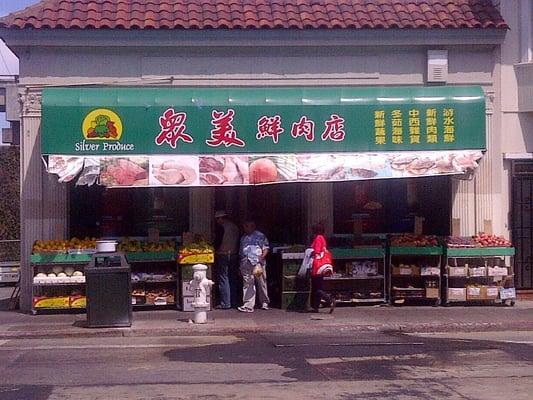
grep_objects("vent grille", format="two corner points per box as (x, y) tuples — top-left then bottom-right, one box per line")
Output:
(427, 50), (448, 83)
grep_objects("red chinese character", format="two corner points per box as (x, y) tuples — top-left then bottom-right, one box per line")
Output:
(155, 108), (193, 149)
(321, 114), (346, 141)
(256, 115), (284, 144)
(290, 116), (315, 142)
(206, 109), (245, 148)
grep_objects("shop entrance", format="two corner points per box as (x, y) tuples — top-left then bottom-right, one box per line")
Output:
(512, 162), (533, 289)
(214, 184), (305, 245)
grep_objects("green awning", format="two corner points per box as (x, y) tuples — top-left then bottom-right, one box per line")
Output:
(42, 86), (485, 155)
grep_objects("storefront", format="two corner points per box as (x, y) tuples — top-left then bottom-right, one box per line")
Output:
(22, 85), (498, 311)
(0, 0), (511, 311)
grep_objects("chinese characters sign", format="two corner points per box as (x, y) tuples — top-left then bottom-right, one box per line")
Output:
(41, 86), (485, 155)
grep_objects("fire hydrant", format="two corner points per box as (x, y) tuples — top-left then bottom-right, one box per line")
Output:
(189, 264), (214, 324)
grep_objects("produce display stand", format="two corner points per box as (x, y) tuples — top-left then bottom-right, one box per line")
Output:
(324, 247), (387, 305)
(388, 245), (443, 306)
(443, 246), (516, 306)
(280, 252), (310, 310)
(31, 253), (89, 314)
(31, 251), (180, 313)
(129, 251), (177, 309)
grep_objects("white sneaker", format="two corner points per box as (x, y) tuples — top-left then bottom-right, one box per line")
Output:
(237, 306), (254, 313)
(261, 303), (269, 310)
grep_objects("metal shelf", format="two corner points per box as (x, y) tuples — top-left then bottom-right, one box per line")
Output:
(325, 275), (385, 281)
(336, 298), (386, 304)
(331, 247), (385, 259)
(33, 281), (85, 286)
(390, 246), (443, 256)
(446, 247), (515, 257)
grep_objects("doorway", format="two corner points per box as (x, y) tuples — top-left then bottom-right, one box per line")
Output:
(512, 162), (533, 289)
(214, 183), (305, 245)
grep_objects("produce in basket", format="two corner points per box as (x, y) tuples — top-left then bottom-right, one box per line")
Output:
(472, 233), (511, 248)
(446, 236), (476, 248)
(390, 234), (438, 247)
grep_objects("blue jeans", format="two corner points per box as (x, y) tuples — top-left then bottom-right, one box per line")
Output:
(216, 254), (239, 308)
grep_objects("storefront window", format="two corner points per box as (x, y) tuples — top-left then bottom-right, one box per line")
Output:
(69, 185), (189, 238)
(333, 177), (450, 235)
(214, 183), (304, 245)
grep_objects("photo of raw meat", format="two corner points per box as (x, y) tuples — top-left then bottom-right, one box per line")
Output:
(249, 155), (296, 184)
(296, 155), (345, 181)
(150, 156), (199, 186)
(199, 156), (249, 185)
(100, 157), (149, 187)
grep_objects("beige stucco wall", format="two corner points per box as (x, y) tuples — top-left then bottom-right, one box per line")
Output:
(18, 45), (495, 87)
(6, 31), (504, 310)
(496, 0), (533, 244)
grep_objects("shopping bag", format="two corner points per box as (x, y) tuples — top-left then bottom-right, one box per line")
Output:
(298, 248), (314, 278)
(315, 248), (333, 276)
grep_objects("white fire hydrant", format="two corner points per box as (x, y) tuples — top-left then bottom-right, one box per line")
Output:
(189, 264), (214, 324)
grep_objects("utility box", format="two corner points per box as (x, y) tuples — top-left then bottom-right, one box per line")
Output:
(86, 252), (132, 328)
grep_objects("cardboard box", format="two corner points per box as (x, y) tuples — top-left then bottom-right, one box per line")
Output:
(421, 266), (440, 276)
(466, 286), (484, 300)
(485, 286), (499, 300)
(182, 282), (196, 297)
(469, 267), (486, 277)
(69, 296), (86, 308)
(392, 265), (420, 276)
(499, 288), (516, 300)
(131, 295), (146, 305)
(178, 252), (214, 265)
(425, 288), (440, 299)
(487, 266), (508, 277)
(179, 264), (213, 281)
(146, 294), (175, 305)
(448, 266), (468, 277)
(447, 288), (466, 301)
(33, 296), (70, 309)
(182, 295), (212, 312)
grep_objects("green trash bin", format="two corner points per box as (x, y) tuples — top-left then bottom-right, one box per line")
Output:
(86, 252), (132, 328)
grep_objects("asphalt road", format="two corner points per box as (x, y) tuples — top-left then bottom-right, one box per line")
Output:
(0, 328), (531, 400)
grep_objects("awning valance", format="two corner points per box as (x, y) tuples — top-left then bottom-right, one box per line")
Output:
(41, 86), (486, 156)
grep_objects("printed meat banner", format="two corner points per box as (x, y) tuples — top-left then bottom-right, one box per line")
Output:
(199, 156), (249, 185)
(150, 156), (199, 186)
(45, 150), (483, 187)
(100, 157), (149, 187)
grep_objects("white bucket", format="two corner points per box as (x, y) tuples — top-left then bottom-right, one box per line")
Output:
(96, 240), (117, 253)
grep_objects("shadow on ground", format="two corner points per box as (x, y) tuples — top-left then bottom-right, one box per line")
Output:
(163, 331), (533, 382)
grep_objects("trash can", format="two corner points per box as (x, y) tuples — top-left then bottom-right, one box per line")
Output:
(86, 252), (132, 328)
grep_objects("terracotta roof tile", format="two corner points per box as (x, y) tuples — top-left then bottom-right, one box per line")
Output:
(0, 0), (508, 30)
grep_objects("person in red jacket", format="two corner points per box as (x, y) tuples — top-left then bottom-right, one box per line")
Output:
(310, 223), (336, 313)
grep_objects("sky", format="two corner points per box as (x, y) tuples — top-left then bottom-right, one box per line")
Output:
(0, 0), (39, 17)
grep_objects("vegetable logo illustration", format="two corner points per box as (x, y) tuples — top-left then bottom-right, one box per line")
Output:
(82, 109), (123, 140)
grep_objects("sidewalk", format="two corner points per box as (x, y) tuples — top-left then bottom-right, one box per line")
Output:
(0, 300), (532, 339)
